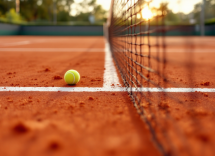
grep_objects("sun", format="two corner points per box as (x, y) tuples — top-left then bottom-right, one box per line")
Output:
(141, 7), (153, 20)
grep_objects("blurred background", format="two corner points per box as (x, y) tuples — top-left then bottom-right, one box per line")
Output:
(0, 0), (214, 35)
(0, 0), (108, 25)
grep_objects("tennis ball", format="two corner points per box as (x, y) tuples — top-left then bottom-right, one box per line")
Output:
(64, 70), (80, 85)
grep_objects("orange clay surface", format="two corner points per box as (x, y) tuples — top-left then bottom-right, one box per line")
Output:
(0, 36), (215, 156)
(114, 37), (215, 88)
(0, 36), (160, 156)
(140, 92), (215, 156)
(0, 92), (160, 156)
(0, 52), (104, 87)
(158, 37), (215, 88)
(0, 37), (105, 87)
(142, 51), (215, 88)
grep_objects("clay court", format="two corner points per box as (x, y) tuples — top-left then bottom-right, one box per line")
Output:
(0, 36), (215, 156)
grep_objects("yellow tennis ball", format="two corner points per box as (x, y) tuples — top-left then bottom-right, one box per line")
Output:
(64, 70), (80, 85)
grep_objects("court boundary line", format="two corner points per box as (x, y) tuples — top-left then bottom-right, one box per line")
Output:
(0, 87), (215, 92)
(103, 42), (121, 87)
(1, 40), (214, 92)
(0, 41), (31, 47)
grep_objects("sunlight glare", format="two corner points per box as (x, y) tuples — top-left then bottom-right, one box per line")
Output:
(137, 13), (141, 19)
(141, 7), (153, 20)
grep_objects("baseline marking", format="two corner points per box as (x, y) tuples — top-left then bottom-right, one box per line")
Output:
(0, 41), (31, 47)
(1, 87), (215, 92)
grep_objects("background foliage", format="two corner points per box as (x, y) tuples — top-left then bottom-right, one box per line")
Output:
(0, 0), (214, 25)
(0, 0), (107, 25)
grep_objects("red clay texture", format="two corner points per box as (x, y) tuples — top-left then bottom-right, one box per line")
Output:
(140, 92), (215, 156)
(0, 36), (105, 49)
(115, 37), (215, 88)
(0, 36), (215, 156)
(0, 52), (104, 87)
(0, 92), (160, 156)
(0, 37), (105, 87)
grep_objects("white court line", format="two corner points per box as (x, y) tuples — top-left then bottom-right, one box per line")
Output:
(0, 87), (215, 92)
(0, 48), (104, 52)
(0, 41), (31, 47)
(103, 42), (121, 87)
(0, 39), (47, 47)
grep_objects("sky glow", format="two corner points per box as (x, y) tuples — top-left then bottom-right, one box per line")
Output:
(71, 0), (202, 16)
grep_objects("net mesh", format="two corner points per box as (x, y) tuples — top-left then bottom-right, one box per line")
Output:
(109, 0), (168, 155)
(107, 0), (215, 156)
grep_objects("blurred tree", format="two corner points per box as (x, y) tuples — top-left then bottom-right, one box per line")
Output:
(57, 10), (70, 21)
(72, 0), (107, 23)
(5, 8), (24, 23)
(204, 0), (215, 19)
(0, 0), (107, 24)
(158, 2), (181, 25)
(19, 0), (74, 22)
(62, 0), (74, 13)
(153, 2), (189, 25)
(0, 0), (15, 15)
(165, 10), (181, 24)
(0, 0), (8, 14)
(20, 0), (38, 21)
(193, 0), (215, 24)
(56, 0), (74, 22)
(93, 4), (106, 21)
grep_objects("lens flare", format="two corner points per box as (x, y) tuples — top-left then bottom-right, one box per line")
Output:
(142, 7), (153, 20)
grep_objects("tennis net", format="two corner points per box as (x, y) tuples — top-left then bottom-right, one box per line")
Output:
(106, 0), (215, 156)
(108, 0), (168, 155)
